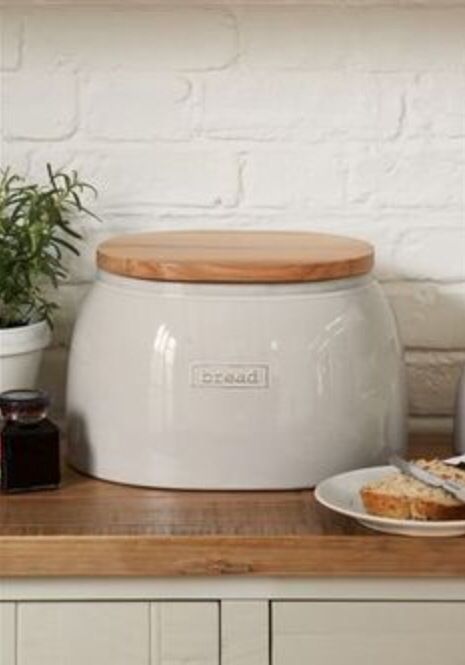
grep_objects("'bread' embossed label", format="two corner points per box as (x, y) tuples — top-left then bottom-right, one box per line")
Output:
(190, 363), (269, 389)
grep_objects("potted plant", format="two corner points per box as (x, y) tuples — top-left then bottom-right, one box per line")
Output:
(0, 164), (97, 392)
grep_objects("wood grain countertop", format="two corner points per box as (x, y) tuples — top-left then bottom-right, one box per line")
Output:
(1, 433), (463, 578)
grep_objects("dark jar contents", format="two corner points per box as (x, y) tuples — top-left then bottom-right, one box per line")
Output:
(0, 390), (60, 493)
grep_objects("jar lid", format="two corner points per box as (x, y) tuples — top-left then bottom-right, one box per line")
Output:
(0, 389), (50, 421)
(97, 231), (374, 283)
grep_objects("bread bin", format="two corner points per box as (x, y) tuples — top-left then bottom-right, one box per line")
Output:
(454, 365), (465, 454)
(67, 231), (407, 489)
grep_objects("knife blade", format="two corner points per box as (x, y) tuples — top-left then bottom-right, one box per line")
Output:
(389, 455), (465, 504)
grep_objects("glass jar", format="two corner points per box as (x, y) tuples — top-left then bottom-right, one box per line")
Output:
(0, 389), (60, 492)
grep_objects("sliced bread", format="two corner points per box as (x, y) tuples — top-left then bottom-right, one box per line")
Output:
(360, 459), (465, 521)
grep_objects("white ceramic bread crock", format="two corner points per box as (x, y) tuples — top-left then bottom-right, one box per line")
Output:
(67, 231), (407, 489)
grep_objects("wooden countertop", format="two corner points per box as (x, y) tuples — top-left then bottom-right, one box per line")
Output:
(1, 433), (463, 578)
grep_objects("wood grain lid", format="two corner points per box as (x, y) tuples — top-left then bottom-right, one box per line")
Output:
(97, 231), (374, 283)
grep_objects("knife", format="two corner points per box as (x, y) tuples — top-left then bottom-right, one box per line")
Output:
(389, 455), (465, 504)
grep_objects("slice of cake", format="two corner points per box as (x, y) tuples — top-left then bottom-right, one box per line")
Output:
(360, 459), (465, 521)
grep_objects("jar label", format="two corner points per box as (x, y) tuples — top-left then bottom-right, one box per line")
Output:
(190, 363), (269, 389)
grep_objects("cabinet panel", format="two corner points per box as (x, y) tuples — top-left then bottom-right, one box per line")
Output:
(18, 602), (149, 665)
(274, 602), (465, 665)
(1, 603), (15, 665)
(151, 601), (219, 665)
(222, 601), (269, 665)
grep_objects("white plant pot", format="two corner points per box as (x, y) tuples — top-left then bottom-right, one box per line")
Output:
(0, 321), (51, 393)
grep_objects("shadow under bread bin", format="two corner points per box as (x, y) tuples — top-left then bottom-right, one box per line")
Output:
(67, 231), (407, 489)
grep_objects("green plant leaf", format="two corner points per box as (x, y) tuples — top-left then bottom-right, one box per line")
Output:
(0, 163), (98, 327)
(51, 235), (81, 256)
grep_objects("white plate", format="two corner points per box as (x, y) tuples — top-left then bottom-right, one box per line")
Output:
(315, 458), (465, 537)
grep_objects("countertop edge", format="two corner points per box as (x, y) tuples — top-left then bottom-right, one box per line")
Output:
(0, 533), (462, 577)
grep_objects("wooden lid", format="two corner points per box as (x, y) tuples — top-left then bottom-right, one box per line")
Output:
(97, 231), (374, 283)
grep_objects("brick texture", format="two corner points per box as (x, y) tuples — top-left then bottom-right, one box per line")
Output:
(406, 73), (465, 139)
(1, 3), (465, 424)
(3, 72), (77, 139)
(83, 73), (194, 141)
(21, 8), (237, 71)
(244, 147), (347, 208)
(239, 7), (465, 71)
(348, 143), (464, 208)
(0, 11), (22, 71)
(203, 71), (404, 141)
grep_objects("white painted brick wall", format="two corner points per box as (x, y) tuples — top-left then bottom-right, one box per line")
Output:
(3, 72), (78, 139)
(20, 8), (237, 70)
(348, 143), (464, 208)
(245, 147), (347, 208)
(1, 2), (464, 429)
(84, 74), (194, 141)
(203, 71), (405, 140)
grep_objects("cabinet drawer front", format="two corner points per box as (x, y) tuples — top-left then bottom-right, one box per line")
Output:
(18, 602), (149, 665)
(1, 603), (15, 665)
(151, 602), (219, 665)
(222, 601), (269, 665)
(273, 601), (465, 665)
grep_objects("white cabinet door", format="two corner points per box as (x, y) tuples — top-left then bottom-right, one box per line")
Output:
(17, 602), (149, 665)
(273, 602), (465, 665)
(221, 601), (269, 665)
(1, 603), (15, 665)
(151, 601), (219, 665)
